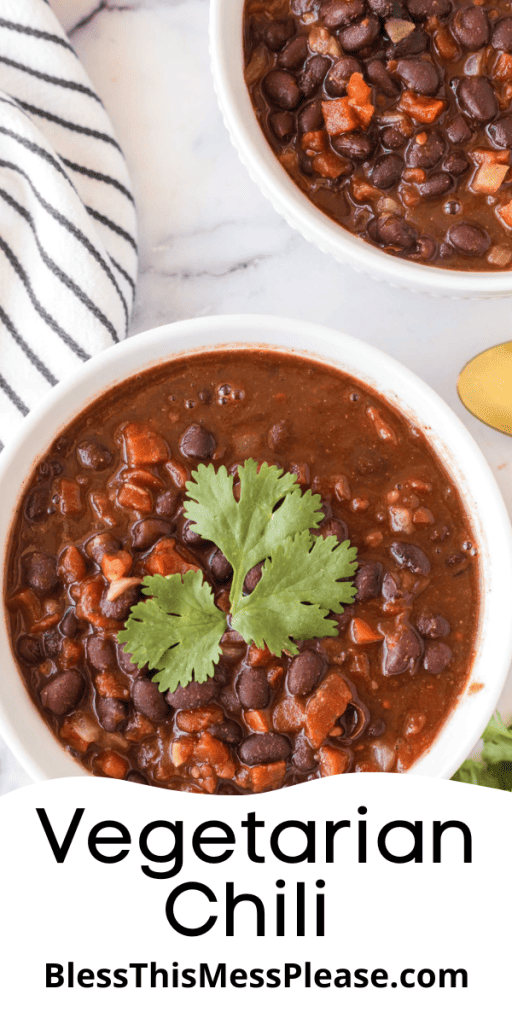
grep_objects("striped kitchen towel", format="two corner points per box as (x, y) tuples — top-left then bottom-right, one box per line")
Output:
(0, 0), (137, 449)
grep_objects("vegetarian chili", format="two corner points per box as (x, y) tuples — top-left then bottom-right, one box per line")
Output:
(5, 349), (479, 792)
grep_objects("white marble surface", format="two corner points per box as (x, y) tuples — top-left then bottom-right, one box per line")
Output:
(1, 0), (511, 794)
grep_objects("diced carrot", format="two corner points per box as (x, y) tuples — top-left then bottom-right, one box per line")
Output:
(8, 587), (40, 623)
(29, 612), (60, 634)
(351, 618), (382, 644)
(318, 745), (350, 777)
(101, 550), (133, 582)
(351, 178), (381, 201)
(57, 478), (82, 516)
(267, 665), (285, 688)
(289, 462), (310, 486)
(59, 638), (82, 669)
(59, 545), (87, 584)
(248, 761), (287, 793)
(121, 468), (163, 491)
(413, 507), (435, 525)
(191, 767), (218, 793)
(472, 149), (510, 194)
(95, 671), (130, 700)
(123, 712), (156, 743)
(304, 669), (352, 748)
(494, 52), (512, 81)
(95, 750), (129, 780)
(346, 72), (375, 128)
(247, 643), (273, 667)
(322, 96), (358, 135)
(498, 197), (512, 228)
(312, 152), (349, 178)
(165, 458), (190, 490)
(398, 90), (446, 124)
(123, 422), (168, 467)
(145, 538), (199, 577)
(301, 130), (327, 154)
(89, 491), (117, 527)
(176, 705), (223, 733)
(333, 474), (351, 500)
(60, 711), (100, 753)
(434, 27), (459, 61)
(244, 709), (271, 733)
(272, 696), (305, 733)
(171, 736), (196, 767)
(117, 483), (153, 514)
(76, 577), (112, 629)
(195, 732), (231, 767)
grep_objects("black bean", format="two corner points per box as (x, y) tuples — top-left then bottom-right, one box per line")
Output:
(40, 669), (85, 715)
(117, 642), (146, 676)
(299, 56), (331, 97)
(166, 676), (220, 710)
(488, 115), (512, 149)
(386, 26), (428, 57)
(209, 720), (243, 745)
(292, 735), (318, 773)
(179, 424), (217, 460)
(332, 131), (376, 160)
(268, 420), (288, 451)
(442, 151), (469, 175)
(236, 667), (270, 709)
(298, 99), (325, 132)
(413, 235), (437, 260)
(321, 0), (367, 27)
(447, 221), (491, 257)
(424, 641), (452, 674)
(87, 636), (115, 671)
(406, 129), (445, 168)
(278, 36), (308, 70)
(219, 685), (242, 715)
(209, 548), (233, 585)
(244, 562), (263, 594)
(17, 634), (42, 664)
(367, 717), (386, 738)
(264, 70), (303, 110)
(445, 116), (471, 146)
(262, 18), (295, 51)
(339, 15), (380, 51)
(416, 612), (450, 638)
(457, 76), (497, 124)
(270, 111), (296, 141)
(238, 732), (292, 766)
(418, 172), (453, 197)
(318, 518), (349, 543)
(23, 551), (58, 595)
(100, 584), (141, 622)
(382, 625), (423, 675)
(287, 650), (324, 695)
(326, 57), (362, 95)
(127, 771), (148, 784)
(368, 0), (396, 11)
(366, 58), (400, 97)
(132, 677), (169, 721)
(76, 439), (113, 471)
(25, 487), (49, 523)
(155, 490), (179, 517)
(390, 541), (430, 574)
(396, 57), (440, 95)
(96, 696), (128, 732)
(131, 518), (173, 550)
(492, 17), (512, 53)
(406, 0), (451, 20)
(355, 561), (383, 602)
(60, 610), (79, 638)
(376, 214), (417, 249)
(372, 153), (404, 188)
(381, 125), (407, 149)
(451, 6), (489, 50)
(43, 629), (61, 659)
(86, 532), (121, 563)
(180, 518), (208, 547)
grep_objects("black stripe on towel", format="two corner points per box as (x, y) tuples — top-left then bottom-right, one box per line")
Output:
(86, 206), (138, 253)
(0, 54), (101, 103)
(14, 99), (122, 151)
(0, 371), (29, 415)
(0, 17), (76, 55)
(0, 302), (57, 385)
(61, 157), (135, 204)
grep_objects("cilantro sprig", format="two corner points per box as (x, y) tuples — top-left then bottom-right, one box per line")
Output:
(452, 714), (512, 792)
(119, 460), (358, 692)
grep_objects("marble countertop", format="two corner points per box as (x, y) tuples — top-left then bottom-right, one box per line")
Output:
(1, 0), (511, 795)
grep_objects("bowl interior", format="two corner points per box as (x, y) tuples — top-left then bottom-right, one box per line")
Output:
(1, 314), (511, 783)
(209, 1), (512, 297)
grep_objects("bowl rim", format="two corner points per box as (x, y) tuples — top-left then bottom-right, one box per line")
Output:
(209, 0), (512, 297)
(0, 313), (511, 785)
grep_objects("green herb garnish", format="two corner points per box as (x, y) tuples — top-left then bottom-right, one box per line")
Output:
(452, 713), (512, 792)
(119, 459), (358, 692)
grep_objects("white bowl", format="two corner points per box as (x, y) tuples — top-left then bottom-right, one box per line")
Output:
(210, 2), (512, 299)
(0, 314), (511, 782)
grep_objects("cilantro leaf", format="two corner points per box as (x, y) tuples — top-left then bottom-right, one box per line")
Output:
(452, 760), (502, 789)
(118, 571), (225, 693)
(231, 531), (358, 656)
(183, 459), (323, 608)
(452, 714), (512, 792)
(481, 713), (512, 765)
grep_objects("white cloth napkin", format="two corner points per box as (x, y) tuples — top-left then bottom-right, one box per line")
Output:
(0, 0), (137, 449)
